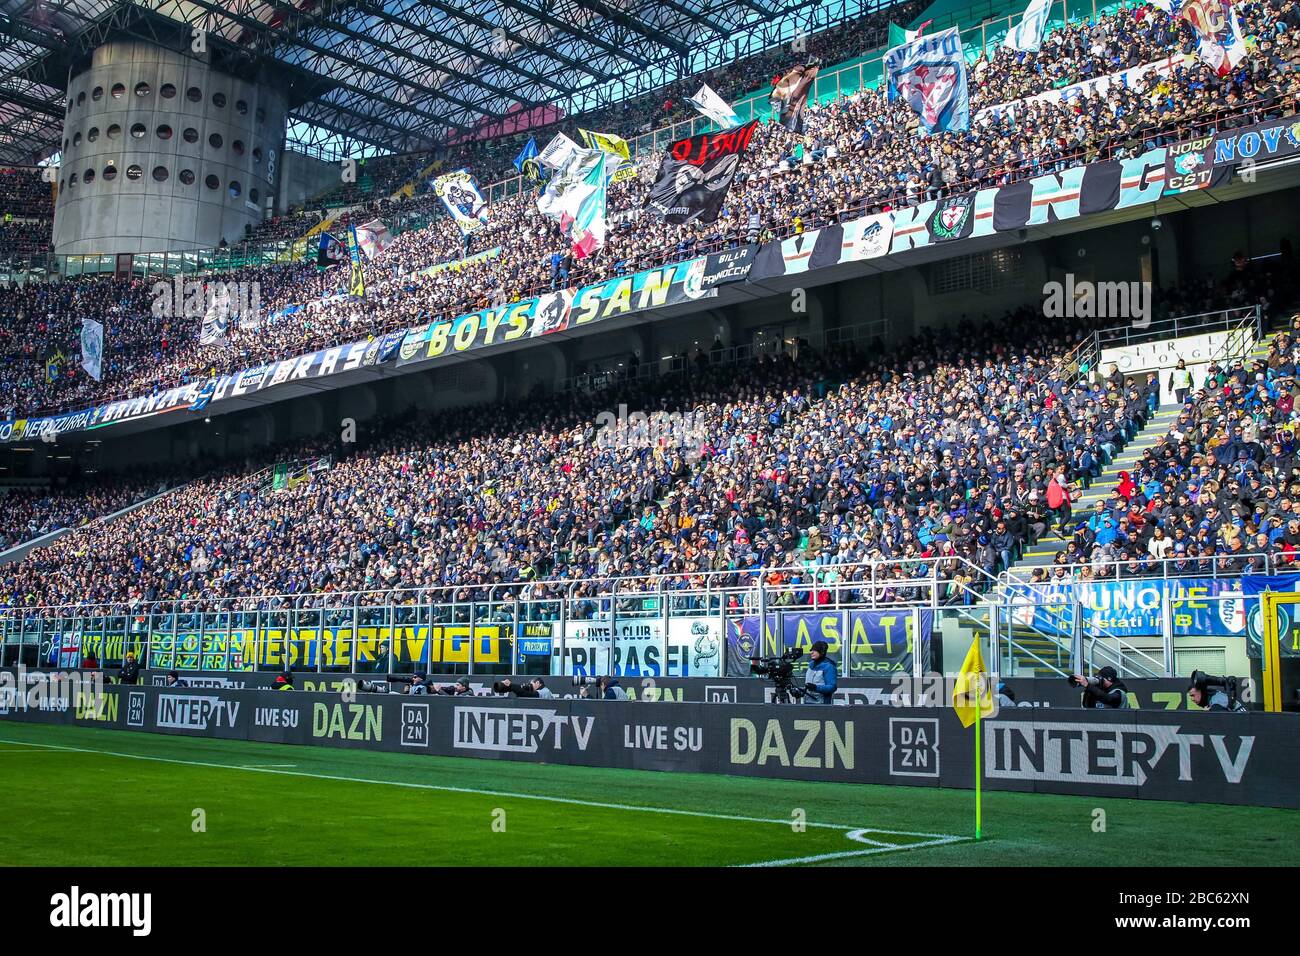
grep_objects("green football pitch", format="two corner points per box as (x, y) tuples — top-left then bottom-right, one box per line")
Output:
(0, 722), (1295, 866)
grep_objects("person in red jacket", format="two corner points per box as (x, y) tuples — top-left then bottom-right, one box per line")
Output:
(1046, 468), (1073, 536)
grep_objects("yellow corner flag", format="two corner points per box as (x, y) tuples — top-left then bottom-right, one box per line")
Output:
(951, 637), (996, 841)
(951, 637), (996, 728)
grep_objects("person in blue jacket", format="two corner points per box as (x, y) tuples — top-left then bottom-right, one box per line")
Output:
(803, 640), (838, 704)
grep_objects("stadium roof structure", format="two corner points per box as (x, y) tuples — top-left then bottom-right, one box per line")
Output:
(0, 0), (885, 165)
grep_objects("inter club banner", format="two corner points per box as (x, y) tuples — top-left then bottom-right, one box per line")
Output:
(1165, 135), (1231, 193)
(700, 245), (758, 288)
(433, 169), (489, 236)
(727, 609), (933, 676)
(926, 193), (976, 242)
(645, 121), (758, 225)
(885, 27), (971, 135)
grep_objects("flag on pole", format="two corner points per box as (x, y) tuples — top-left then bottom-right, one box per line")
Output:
(579, 129), (635, 183)
(951, 637), (996, 728)
(347, 224), (366, 298)
(1004, 0), (1052, 52)
(536, 147), (604, 220)
(885, 27), (971, 135)
(513, 137), (547, 184)
(1181, 0), (1247, 75)
(769, 62), (820, 133)
(888, 19), (933, 48)
(560, 152), (607, 259)
(686, 83), (741, 128)
(80, 318), (104, 382)
(951, 636), (995, 840)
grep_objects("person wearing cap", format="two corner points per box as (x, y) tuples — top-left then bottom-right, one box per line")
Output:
(434, 677), (474, 696)
(409, 673), (430, 695)
(802, 639), (838, 705)
(1070, 665), (1128, 708)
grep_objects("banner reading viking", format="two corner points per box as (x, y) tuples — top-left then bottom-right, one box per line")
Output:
(728, 610), (933, 675)
(433, 169), (489, 236)
(885, 27), (970, 135)
(645, 121), (758, 225)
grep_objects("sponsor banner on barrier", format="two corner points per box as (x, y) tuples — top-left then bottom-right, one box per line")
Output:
(552, 618), (723, 677)
(699, 245), (757, 288)
(726, 609), (932, 676)
(3, 686), (1291, 808)
(1007, 576), (1259, 641)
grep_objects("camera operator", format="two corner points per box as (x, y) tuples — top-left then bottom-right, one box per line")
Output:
(1188, 671), (1248, 712)
(594, 675), (627, 700)
(803, 641), (838, 705)
(163, 670), (184, 688)
(1069, 666), (1128, 709)
(493, 677), (555, 699)
(432, 677), (474, 696)
(408, 673), (430, 695)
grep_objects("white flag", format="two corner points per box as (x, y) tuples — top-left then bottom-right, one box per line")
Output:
(80, 318), (103, 382)
(537, 148), (604, 220)
(687, 83), (741, 128)
(538, 133), (583, 171)
(1005, 0), (1053, 52)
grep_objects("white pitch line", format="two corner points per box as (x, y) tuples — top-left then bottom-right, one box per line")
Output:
(238, 764), (298, 769)
(740, 835), (969, 868)
(0, 735), (969, 862)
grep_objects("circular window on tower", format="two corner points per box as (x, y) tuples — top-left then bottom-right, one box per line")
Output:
(252, 147), (262, 165)
(205, 174), (220, 190)
(84, 168), (95, 184)
(68, 172), (78, 186)
(72, 132), (82, 147)
(87, 127), (99, 143)
(111, 83), (125, 99)
(134, 82), (151, 98)
(106, 124), (121, 140)
(186, 86), (202, 102)
(232, 139), (244, 156)
(152, 166), (169, 183)
(183, 127), (199, 143)
(179, 169), (195, 185)
(228, 180), (241, 199)
(212, 92), (227, 108)
(126, 165), (142, 181)
(160, 83), (176, 99)
(92, 86), (103, 101)
(209, 133), (223, 149)
(102, 164), (118, 181)
(130, 123), (146, 139)
(77, 91), (86, 106)
(249, 188), (259, 204)
(236, 99), (248, 116)
(157, 124), (173, 140)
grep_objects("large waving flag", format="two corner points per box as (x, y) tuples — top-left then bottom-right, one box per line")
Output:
(513, 137), (546, 184)
(1004, 0), (1052, 52)
(887, 18), (932, 47)
(686, 83), (741, 129)
(80, 318), (103, 382)
(537, 147), (604, 220)
(432, 169), (489, 236)
(560, 152), (607, 259)
(579, 129), (635, 183)
(1181, 0), (1247, 75)
(769, 62), (820, 133)
(347, 224), (365, 299)
(885, 27), (971, 135)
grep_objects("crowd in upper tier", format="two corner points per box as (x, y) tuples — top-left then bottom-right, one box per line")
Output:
(1, 1), (1299, 426)
(0, 166), (54, 259)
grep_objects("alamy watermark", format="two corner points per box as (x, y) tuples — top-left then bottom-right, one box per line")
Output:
(1043, 275), (1150, 329)
(593, 404), (710, 462)
(150, 276), (261, 326)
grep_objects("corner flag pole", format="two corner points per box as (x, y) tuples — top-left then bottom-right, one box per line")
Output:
(974, 674), (983, 841)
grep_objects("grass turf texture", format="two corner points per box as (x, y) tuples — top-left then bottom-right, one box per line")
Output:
(0, 722), (1295, 866)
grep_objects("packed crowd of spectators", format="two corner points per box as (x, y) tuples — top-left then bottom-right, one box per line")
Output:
(0, 298), (1172, 616)
(0, 166), (54, 260)
(0, 474), (171, 552)
(1, 1), (1297, 425)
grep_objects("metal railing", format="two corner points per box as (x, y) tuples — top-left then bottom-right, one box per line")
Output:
(1094, 305), (1263, 353)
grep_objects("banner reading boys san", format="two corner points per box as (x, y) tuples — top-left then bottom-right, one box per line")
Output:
(645, 120), (759, 225)
(885, 27), (971, 135)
